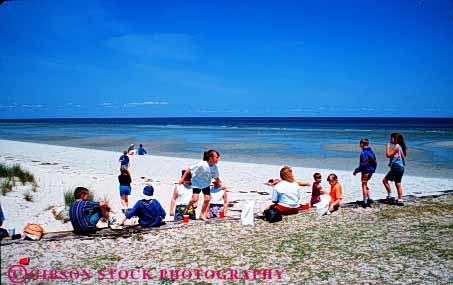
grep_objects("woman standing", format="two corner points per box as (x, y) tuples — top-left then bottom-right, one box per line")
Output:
(383, 132), (407, 206)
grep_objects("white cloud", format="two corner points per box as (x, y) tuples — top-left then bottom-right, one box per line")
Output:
(20, 104), (44, 108)
(0, 104), (17, 108)
(127, 101), (169, 106)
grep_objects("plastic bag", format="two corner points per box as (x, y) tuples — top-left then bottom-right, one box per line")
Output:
(315, 194), (331, 216)
(241, 201), (255, 226)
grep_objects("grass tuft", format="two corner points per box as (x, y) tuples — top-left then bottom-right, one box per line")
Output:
(23, 191), (33, 202)
(1, 178), (13, 195)
(0, 163), (38, 193)
(64, 188), (95, 208)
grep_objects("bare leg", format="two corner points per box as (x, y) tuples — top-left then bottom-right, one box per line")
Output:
(125, 195), (129, 209)
(382, 177), (392, 196)
(395, 182), (404, 200)
(200, 195), (210, 221)
(120, 195), (127, 210)
(362, 182), (369, 200)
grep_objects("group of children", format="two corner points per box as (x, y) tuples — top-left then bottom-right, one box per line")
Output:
(308, 132), (407, 214)
(69, 132), (407, 234)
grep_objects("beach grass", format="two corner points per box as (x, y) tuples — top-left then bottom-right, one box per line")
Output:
(0, 178), (13, 195)
(0, 163), (37, 196)
(0, 163), (36, 185)
(1, 194), (452, 284)
(63, 188), (95, 209)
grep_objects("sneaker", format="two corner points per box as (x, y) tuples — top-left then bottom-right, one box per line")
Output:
(368, 198), (374, 205)
(396, 200), (404, 206)
(384, 197), (396, 204)
(108, 217), (117, 226)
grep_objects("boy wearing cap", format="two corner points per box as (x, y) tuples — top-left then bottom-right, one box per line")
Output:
(120, 185), (166, 227)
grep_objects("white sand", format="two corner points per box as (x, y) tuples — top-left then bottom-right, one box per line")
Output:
(1, 139), (452, 233)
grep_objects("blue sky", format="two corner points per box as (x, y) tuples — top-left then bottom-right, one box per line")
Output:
(0, 0), (452, 118)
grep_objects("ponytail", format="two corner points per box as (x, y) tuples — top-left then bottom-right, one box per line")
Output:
(203, 149), (220, 161)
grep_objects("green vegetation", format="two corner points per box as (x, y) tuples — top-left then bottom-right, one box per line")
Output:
(0, 163), (38, 196)
(58, 187), (96, 223)
(0, 178), (13, 195)
(63, 188), (95, 209)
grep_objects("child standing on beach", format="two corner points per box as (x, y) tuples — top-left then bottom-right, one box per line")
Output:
(69, 187), (112, 235)
(170, 170), (196, 221)
(118, 168), (132, 213)
(383, 132), (407, 206)
(327, 173), (343, 213)
(208, 180), (228, 219)
(353, 138), (377, 208)
(179, 150), (222, 221)
(311, 173), (327, 207)
(137, 144), (147, 155)
(118, 150), (130, 170)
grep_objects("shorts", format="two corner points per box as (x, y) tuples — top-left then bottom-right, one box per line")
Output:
(193, 186), (210, 195)
(270, 204), (302, 215)
(208, 204), (224, 218)
(361, 172), (373, 183)
(89, 211), (101, 227)
(174, 205), (196, 221)
(385, 164), (404, 183)
(119, 185), (131, 196)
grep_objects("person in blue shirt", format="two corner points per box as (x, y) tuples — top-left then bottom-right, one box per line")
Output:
(118, 150), (130, 170)
(353, 138), (377, 208)
(383, 132), (407, 206)
(69, 187), (112, 235)
(137, 144), (147, 155)
(120, 185), (166, 228)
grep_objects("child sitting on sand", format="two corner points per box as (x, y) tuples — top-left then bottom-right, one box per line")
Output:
(353, 138), (377, 208)
(69, 187), (112, 235)
(118, 168), (132, 213)
(120, 185), (166, 228)
(170, 170), (196, 221)
(327, 173), (343, 213)
(208, 180), (228, 219)
(311, 173), (327, 207)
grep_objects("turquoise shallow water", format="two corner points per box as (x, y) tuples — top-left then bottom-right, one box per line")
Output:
(0, 117), (452, 178)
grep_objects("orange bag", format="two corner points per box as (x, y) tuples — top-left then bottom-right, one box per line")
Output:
(23, 223), (44, 240)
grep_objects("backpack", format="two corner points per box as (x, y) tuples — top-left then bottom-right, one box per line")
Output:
(264, 208), (282, 223)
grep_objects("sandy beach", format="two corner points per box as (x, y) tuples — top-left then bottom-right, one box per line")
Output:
(1, 190), (452, 284)
(1, 139), (452, 233)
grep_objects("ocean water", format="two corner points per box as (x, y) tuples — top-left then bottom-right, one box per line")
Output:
(0, 117), (452, 178)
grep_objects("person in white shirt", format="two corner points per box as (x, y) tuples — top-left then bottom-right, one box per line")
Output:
(179, 150), (222, 221)
(169, 170), (196, 221)
(208, 180), (228, 218)
(266, 166), (310, 215)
